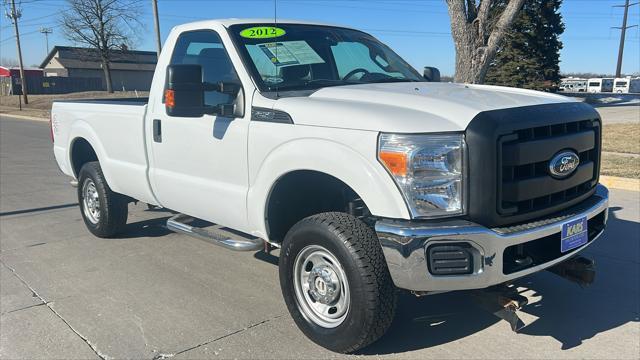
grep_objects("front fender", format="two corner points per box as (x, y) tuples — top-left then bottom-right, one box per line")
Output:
(247, 136), (410, 240)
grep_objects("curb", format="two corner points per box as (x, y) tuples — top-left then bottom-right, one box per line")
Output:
(600, 176), (640, 192)
(0, 113), (49, 122)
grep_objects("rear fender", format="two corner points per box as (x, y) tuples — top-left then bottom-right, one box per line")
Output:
(67, 120), (117, 191)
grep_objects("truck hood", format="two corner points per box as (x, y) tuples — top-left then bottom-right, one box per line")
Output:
(273, 82), (576, 132)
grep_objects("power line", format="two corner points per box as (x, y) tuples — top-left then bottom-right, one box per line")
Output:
(0, 9), (64, 30)
(0, 28), (39, 44)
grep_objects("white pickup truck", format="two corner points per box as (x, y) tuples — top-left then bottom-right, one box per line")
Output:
(52, 19), (609, 353)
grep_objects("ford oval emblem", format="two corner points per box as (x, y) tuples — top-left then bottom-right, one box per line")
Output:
(549, 151), (580, 178)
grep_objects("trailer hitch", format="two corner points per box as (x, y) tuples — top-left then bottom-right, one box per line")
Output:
(546, 256), (596, 288)
(468, 256), (595, 331)
(471, 284), (529, 332)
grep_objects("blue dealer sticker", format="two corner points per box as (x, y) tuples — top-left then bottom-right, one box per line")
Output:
(560, 216), (588, 253)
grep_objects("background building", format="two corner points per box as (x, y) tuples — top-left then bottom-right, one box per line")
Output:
(40, 46), (157, 91)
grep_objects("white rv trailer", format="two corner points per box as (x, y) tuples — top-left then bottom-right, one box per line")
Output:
(587, 78), (614, 93)
(560, 78), (587, 92)
(613, 77), (640, 93)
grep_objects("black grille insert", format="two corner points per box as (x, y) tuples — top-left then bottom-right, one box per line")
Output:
(499, 119), (600, 217)
(466, 102), (602, 227)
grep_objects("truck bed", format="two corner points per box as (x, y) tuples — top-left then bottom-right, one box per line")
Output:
(51, 99), (157, 205)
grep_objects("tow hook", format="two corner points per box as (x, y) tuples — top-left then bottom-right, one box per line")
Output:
(547, 256), (596, 288)
(471, 284), (529, 332)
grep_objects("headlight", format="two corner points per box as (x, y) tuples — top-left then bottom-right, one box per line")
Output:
(378, 133), (466, 218)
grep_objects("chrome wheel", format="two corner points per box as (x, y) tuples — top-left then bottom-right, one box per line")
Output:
(82, 178), (101, 224)
(293, 245), (350, 328)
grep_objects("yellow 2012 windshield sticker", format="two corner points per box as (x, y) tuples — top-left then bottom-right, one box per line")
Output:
(240, 27), (286, 39)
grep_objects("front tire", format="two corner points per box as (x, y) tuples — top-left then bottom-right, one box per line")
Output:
(279, 212), (396, 353)
(77, 161), (128, 238)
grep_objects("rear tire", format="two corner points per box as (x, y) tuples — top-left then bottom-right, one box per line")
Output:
(279, 212), (396, 353)
(77, 161), (128, 237)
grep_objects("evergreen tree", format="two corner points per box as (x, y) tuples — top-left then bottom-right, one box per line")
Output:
(485, 0), (565, 91)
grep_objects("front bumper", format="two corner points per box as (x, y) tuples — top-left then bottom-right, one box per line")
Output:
(375, 184), (609, 292)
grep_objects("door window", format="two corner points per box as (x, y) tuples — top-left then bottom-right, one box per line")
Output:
(170, 30), (240, 108)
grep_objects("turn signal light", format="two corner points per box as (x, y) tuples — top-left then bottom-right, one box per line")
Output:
(164, 89), (175, 108)
(379, 151), (407, 176)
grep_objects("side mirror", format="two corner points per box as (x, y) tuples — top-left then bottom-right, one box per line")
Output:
(423, 67), (441, 82)
(165, 64), (205, 117)
(165, 64), (239, 117)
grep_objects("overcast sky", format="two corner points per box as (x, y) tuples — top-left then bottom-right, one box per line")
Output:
(1, 0), (639, 76)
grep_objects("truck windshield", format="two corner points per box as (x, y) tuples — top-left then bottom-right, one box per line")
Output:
(228, 23), (423, 93)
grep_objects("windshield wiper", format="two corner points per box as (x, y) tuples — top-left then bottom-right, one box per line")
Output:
(267, 77), (419, 92)
(269, 79), (356, 92)
(364, 78), (422, 84)
(305, 79), (359, 86)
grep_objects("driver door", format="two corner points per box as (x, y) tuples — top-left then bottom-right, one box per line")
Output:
(148, 30), (249, 231)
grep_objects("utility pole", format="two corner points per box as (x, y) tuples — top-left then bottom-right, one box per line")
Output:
(151, 0), (162, 56)
(613, 0), (639, 78)
(40, 27), (53, 54)
(7, 0), (28, 104)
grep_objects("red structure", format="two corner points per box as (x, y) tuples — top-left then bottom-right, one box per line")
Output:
(0, 66), (43, 95)
(0, 66), (43, 78)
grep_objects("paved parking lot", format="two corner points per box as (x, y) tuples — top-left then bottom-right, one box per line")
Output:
(1, 115), (638, 359)
(595, 104), (640, 124)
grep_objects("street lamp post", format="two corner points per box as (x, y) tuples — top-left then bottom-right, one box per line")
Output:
(40, 27), (53, 54)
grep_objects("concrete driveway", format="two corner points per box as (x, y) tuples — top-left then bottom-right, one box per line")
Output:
(1, 115), (638, 359)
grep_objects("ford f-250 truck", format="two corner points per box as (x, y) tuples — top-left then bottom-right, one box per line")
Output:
(51, 19), (609, 353)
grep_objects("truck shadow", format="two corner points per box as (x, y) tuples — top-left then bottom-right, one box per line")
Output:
(115, 204), (638, 354)
(360, 290), (501, 354)
(118, 216), (174, 238)
(115, 206), (177, 238)
(362, 206), (639, 355)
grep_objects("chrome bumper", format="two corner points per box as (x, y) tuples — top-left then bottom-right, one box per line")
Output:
(375, 184), (609, 292)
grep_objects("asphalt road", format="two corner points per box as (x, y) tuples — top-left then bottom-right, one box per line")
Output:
(1, 115), (638, 359)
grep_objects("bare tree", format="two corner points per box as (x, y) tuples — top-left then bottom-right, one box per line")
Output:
(61, 0), (142, 93)
(446, 0), (526, 84)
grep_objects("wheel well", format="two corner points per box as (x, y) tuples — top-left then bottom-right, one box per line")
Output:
(70, 138), (98, 177)
(266, 170), (370, 243)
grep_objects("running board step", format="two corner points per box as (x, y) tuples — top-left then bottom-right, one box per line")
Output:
(166, 214), (263, 251)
